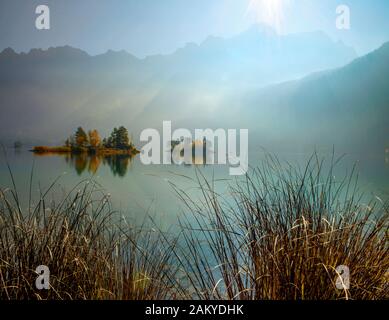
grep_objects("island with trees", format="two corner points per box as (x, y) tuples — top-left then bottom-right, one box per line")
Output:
(32, 126), (139, 156)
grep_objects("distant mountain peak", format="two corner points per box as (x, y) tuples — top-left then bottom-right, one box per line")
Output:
(106, 49), (125, 54)
(103, 49), (137, 59)
(0, 46), (90, 60)
(0, 47), (17, 58)
(42, 46), (89, 58)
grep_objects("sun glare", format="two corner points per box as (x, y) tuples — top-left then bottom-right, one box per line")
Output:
(247, 0), (290, 33)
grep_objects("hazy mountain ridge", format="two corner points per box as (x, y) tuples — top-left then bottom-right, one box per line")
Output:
(141, 26), (356, 87)
(240, 42), (389, 151)
(1, 27), (386, 152)
(135, 42), (388, 152)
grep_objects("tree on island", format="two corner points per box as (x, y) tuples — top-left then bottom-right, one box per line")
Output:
(104, 126), (132, 150)
(88, 129), (101, 148)
(75, 127), (89, 148)
(116, 126), (130, 149)
(57, 126), (137, 154)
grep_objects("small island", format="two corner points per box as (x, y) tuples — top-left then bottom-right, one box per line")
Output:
(32, 126), (139, 156)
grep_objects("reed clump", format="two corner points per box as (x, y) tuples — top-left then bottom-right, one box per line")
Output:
(0, 179), (180, 300)
(175, 154), (389, 300)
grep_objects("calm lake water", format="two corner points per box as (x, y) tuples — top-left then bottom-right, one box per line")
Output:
(0, 147), (388, 231)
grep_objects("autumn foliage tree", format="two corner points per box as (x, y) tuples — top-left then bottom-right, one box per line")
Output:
(88, 129), (101, 148)
(63, 126), (135, 152)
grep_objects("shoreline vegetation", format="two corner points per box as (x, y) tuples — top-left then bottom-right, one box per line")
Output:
(32, 146), (139, 156)
(31, 126), (140, 156)
(0, 154), (388, 300)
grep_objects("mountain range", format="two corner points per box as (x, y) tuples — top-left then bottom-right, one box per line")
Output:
(0, 25), (387, 152)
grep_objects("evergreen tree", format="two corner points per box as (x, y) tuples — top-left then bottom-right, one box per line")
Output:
(75, 127), (88, 148)
(116, 126), (130, 149)
(105, 127), (130, 149)
(105, 128), (118, 148)
(112, 127), (119, 147)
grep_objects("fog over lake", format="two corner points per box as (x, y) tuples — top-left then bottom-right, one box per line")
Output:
(1, 147), (387, 231)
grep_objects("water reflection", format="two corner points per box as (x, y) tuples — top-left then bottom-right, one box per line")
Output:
(31, 140), (214, 178)
(102, 155), (133, 177)
(34, 153), (135, 177)
(170, 139), (213, 166)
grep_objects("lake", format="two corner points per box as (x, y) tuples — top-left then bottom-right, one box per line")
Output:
(0, 147), (388, 231)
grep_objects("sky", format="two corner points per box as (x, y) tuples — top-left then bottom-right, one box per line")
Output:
(0, 0), (388, 57)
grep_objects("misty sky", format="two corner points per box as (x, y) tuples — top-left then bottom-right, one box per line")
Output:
(0, 0), (388, 57)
